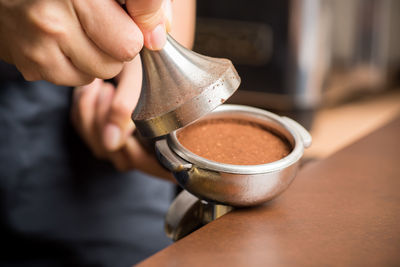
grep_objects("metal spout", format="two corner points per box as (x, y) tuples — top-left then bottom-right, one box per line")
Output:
(132, 34), (241, 138)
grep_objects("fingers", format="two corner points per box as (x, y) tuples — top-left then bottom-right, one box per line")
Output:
(39, 44), (95, 86)
(102, 56), (142, 151)
(126, 0), (167, 50)
(59, 20), (124, 80)
(94, 81), (134, 168)
(2, 0), (168, 85)
(72, 79), (128, 162)
(71, 77), (167, 179)
(72, 57), (142, 154)
(94, 82), (115, 137)
(72, 79), (106, 158)
(72, 0), (143, 62)
(71, 75), (173, 181)
(15, 38), (95, 86)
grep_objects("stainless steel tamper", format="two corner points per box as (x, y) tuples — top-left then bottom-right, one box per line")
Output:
(132, 34), (241, 138)
(130, 35), (312, 241)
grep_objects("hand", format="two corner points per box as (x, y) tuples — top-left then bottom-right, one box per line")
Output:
(71, 57), (174, 181)
(125, 0), (172, 50)
(70, 0), (194, 179)
(0, 0), (170, 86)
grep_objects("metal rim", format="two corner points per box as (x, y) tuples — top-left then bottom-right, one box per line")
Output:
(168, 104), (305, 174)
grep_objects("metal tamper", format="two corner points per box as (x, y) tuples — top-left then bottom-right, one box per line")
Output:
(132, 34), (312, 241)
(132, 34), (241, 138)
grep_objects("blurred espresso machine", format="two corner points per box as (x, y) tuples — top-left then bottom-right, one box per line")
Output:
(194, 0), (400, 127)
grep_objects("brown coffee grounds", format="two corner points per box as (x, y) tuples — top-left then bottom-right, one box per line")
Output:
(177, 118), (291, 165)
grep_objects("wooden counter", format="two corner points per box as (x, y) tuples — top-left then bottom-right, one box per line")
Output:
(137, 116), (400, 267)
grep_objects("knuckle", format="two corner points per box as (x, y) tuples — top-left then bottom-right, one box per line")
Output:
(127, 0), (163, 19)
(35, 67), (55, 85)
(72, 76), (95, 87)
(111, 99), (133, 119)
(32, 57), (95, 86)
(97, 63), (124, 80)
(120, 36), (143, 61)
(27, 1), (68, 38)
(26, 47), (48, 69)
(132, 8), (164, 31)
(53, 74), (95, 87)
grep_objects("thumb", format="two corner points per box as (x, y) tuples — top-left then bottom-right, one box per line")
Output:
(125, 0), (168, 50)
(103, 56), (142, 151)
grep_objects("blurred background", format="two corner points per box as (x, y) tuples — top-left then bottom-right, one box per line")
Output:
(192, 0), (400, 159)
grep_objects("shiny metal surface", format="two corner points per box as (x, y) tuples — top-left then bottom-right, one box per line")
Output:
(287, 0), (399, 108)
(164, 190), (202, 241)
(132, 34), (241, 138)
(164, 190), (232, 241)
(155, 104), (311, 207)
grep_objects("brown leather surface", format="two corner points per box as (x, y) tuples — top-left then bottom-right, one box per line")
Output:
(137, 116), (400, 267)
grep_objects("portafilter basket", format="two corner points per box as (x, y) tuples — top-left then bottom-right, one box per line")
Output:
(156, 104), (312, 207)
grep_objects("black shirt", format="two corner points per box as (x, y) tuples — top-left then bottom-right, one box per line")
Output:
(0, 61), (173, 267)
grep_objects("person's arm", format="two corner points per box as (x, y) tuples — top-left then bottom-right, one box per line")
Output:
(0, 0), (168, 86)
(71, 0), (197, 180)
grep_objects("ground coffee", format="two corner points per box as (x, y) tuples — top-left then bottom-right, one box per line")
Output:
(177, 118), (291, 165)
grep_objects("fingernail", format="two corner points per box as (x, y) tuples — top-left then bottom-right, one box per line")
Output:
(147, 24), (167, 50)
(103, 123), (121, 150)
